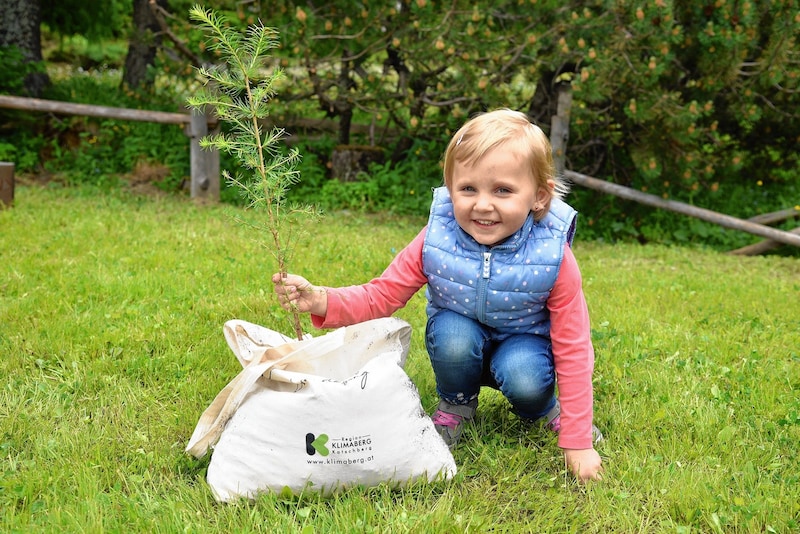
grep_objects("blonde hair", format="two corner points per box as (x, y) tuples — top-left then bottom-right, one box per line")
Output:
(442, 108), (568, 220)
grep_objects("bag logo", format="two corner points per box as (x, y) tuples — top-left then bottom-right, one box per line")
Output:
(306, 433), (330, 456)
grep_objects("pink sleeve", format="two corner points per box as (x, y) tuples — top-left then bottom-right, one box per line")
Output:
(548, 245), (596, 450)
(311, 228), (428, 329)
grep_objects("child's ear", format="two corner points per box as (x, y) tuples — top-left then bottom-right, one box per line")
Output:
(535, 179), (555, 204)
(532, 180), (555, 214)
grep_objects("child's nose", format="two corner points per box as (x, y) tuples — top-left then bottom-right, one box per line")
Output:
(475, 193), (494, 211)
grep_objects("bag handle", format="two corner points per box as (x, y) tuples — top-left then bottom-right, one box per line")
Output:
(185, 343), (293, 458)
(185, 327), (349, 458)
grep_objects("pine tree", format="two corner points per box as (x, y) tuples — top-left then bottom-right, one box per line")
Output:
(187, 6), (319, 340)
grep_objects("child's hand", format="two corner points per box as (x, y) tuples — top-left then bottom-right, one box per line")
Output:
(271, 273), (327, 316)
(563, 448), (603, 483)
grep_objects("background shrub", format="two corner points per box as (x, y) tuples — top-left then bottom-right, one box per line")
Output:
(1, 1), (798, 252)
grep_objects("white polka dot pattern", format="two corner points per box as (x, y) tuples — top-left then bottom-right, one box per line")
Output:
(421, 187), (578, 337)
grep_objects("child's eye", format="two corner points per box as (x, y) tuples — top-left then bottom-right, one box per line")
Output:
(496, 187), (512, 194)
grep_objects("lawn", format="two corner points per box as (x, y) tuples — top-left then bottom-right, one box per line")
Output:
(1, 185), (798, 533)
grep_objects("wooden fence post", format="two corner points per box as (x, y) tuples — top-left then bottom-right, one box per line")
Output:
(0, 95), (222, 204)
(550, 83), (573, 177)
(0, 162), (14, 208)
(187, 108), (220, 202)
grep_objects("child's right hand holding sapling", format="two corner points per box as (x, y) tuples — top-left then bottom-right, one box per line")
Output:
(272, 273), (327, 317)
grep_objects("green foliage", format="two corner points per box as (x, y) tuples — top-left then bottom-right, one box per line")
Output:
(0, 142), (15, 161)
(44, 32), (130, 70)
(40, 0), (127, 41)
(5, 0), (799, 251)
(229, 0), (799, 247)
(0, 132), (44, 174)
(43, 72), (187, 187)
(1, 186), (799, 532)
(248, 1), (561, 144)
(0, 46), (45, 95)
(289, 137), (443, 216)
(563, 0), (799, 239)
(0, 68), (189, 185)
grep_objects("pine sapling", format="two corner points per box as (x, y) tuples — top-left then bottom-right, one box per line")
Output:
(187, 6), (318, 340)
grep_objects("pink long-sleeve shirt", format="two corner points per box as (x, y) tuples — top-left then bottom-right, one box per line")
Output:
(310, 227), (596, 450)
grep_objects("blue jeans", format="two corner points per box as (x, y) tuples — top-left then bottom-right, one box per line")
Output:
(425, 309), (556, 420)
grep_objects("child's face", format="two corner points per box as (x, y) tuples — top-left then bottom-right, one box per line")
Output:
(449, 145), (549, 247)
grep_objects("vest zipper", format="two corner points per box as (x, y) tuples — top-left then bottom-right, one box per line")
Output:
(475, 251), (491, 322)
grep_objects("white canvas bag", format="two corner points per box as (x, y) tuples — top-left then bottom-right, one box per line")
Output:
(186, 317), (456, 501)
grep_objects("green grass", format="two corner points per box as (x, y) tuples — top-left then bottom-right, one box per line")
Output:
(1, 185), (799, 533)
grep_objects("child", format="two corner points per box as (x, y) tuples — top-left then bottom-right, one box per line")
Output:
(272, 109), (603, 482)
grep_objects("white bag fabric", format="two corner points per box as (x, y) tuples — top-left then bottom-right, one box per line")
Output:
(186, 317), (456, 501)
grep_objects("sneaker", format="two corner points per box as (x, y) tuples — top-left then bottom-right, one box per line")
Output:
(432, 398), (478, 449)
(544, 400), (604, 444)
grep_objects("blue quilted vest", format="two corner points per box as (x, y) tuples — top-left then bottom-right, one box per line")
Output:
(422, 187), (577, 338)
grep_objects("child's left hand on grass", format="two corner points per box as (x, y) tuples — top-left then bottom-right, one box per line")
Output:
(563, 447), (603, 483)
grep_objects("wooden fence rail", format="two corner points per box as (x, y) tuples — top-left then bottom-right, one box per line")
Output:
(565, 170), (800, 249)
(0, 94), (220, 201)
(3, 94), (798, 252)
(549, 84), (799, 253)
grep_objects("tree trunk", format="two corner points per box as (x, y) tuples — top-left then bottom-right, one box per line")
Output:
(338, 108), (352, 146)
(331, 145), (384, 182)
(0, 0), (49, 96)
(122, 0), (166, 90)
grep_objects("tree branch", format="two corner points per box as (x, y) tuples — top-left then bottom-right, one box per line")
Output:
(149, 0), (204, 67)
